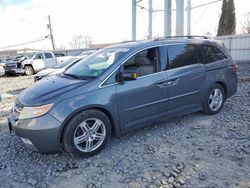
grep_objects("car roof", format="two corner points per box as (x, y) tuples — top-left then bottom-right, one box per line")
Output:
(107, 37), (221, 50)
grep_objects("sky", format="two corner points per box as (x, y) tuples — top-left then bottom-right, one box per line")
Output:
(0, 0), (249, 51)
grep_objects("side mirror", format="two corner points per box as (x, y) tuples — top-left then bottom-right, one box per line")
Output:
(117, 69), (139, 83)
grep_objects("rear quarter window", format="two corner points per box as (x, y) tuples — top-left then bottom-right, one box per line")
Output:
(202, 45), (228, 64)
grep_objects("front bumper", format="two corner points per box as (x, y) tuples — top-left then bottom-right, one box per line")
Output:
(8, 112), (62, 153)
(6, 68), (25, 75)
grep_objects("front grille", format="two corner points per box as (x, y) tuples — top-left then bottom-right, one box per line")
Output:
(5, 63), (17, 71)
(12, 100), (23, 120)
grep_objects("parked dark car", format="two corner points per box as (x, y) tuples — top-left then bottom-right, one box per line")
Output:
(8, 37), (237, 157)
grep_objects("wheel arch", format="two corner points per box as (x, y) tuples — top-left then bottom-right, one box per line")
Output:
(215, 81), (227, 98)
(59, 106), (118, 144)
(24, 64), (34, 69)
(23, 64), (35, 75)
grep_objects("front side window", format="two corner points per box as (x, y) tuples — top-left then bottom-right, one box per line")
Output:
(202, 45), (227, 64)
(122, 47), (159, 77)
(34, 53), (43, 60)
(167, 44), (198, 70)
(64, 48), (129, 79)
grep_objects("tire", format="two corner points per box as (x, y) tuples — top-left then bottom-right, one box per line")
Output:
(202, 83), (225, 115)
(63, 109), (111, 158)
(24, 66), (34, 76)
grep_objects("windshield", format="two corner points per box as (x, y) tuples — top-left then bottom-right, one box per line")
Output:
(64, 48), (129, 79)
(25, 52), (35, 59)
(54, 58), (78, 69)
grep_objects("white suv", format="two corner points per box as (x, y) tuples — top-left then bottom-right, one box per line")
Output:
(21, 52), (57, 75)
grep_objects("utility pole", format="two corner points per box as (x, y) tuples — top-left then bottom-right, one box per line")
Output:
(132, 0), (137, 41)
(176, 0), (184, 36)
(187, 0), (191, 35)
(164, 0), (172, 37)
(148, 0), (153, 39)
(47, 15), (55, 51)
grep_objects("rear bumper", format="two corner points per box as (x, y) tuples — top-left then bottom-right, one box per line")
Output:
(8, 112), (62, 153)
(227, 73), (238, 98)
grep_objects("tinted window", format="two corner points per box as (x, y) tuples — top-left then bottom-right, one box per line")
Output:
(44, 53), (53, 59)
(167, 44), (198, 69)
(202, 45), (227, 64)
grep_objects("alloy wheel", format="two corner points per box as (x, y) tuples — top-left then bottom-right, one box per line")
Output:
(73, 118), (106, 152)
(208, 88), (223, 111)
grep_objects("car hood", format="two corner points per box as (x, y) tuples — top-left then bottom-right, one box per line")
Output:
(18, 76), (88, 106)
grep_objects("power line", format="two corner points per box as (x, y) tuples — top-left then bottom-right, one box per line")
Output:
(192, 0), (222, 10)
(137, 4), (149, 11)
(0, 35), (49, 50)
(194, 6), (209, 26)
(143, 0), (222, 12)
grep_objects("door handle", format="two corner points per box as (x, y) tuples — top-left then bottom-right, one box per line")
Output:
(155, 80), (167, 88)
(166, 81), (173, 85)
(155, 79), (178, 88)
(166, 79), (179, 85)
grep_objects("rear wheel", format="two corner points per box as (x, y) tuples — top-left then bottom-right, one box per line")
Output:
(24, 66), (34, 76)
(203, 84), (225, 115)
(63, 109), (111, 158)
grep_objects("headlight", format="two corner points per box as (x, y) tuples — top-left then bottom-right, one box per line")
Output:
(19, 104), (54, 120)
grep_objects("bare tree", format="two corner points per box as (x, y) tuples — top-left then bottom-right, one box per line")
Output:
(84, 35), (93, 48)
(57, 44), (66, 50)
(69, 35), (93, 49)
(241, 12), (250, 34)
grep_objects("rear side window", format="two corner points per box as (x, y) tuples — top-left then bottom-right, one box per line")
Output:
(167, 44), (198, 69)
(44, 53), (53, 59)
(202, 45), (227, 64)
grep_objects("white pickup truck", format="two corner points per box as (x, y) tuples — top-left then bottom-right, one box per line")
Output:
(21, 52), (57, 75)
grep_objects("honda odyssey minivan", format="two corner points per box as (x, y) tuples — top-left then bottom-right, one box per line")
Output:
(8, 37), (237, 157)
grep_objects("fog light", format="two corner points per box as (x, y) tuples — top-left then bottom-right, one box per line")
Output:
(20, 137), (33, 145)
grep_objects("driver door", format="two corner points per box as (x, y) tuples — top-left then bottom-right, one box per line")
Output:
(32, 53), (46, 71)
(116, 47), (169, 130)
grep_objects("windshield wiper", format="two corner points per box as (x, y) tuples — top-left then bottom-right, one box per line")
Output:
(63, 73), (81, 79)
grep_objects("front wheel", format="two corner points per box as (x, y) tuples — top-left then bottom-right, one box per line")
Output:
(63, 109), (111, 158)
(24, 66), (34, 76)
(202, 84), (225, 115)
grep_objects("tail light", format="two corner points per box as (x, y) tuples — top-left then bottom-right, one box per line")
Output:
(232, 64), (237, 73)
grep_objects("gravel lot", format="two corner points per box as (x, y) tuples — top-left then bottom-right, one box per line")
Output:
(0, 64), (249, 188)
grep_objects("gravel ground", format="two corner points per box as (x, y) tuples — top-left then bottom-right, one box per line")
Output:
(0, 64), (249, 188)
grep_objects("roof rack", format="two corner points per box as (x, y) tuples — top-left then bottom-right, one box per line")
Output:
(154, 35), (208, 41)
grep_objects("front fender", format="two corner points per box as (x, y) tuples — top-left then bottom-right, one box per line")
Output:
(48, 85), (120, 143)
